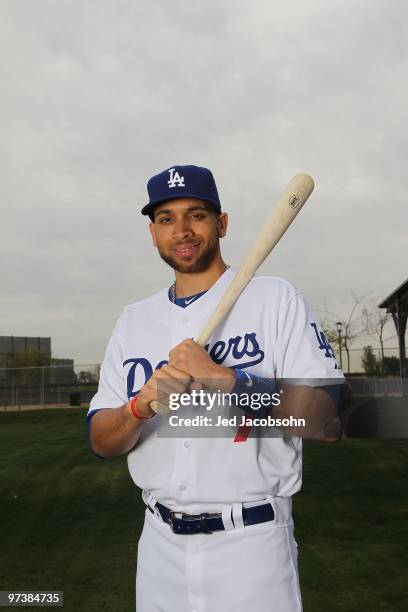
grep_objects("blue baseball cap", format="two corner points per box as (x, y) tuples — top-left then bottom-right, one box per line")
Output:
(141, 164), (222, 219)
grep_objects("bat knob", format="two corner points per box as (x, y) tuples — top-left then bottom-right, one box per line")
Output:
(150, 400), (171, 415)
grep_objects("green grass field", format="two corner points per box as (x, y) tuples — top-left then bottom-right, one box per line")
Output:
(0, 409), (407, 611)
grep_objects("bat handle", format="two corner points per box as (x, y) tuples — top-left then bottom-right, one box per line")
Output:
(150, 399), (171, 415)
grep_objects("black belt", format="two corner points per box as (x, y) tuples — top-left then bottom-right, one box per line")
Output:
(148, 501), (274, 535)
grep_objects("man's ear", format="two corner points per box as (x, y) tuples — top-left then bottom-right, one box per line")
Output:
(149, 222), (157, 247)
(217, 212), (228, 238)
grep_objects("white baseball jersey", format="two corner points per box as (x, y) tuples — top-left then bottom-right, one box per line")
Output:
(88, 269), (344, 513)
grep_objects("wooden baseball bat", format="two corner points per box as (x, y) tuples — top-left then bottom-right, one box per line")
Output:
(151, 173), (315, 414)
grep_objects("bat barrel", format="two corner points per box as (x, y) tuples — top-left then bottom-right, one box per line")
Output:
(196, 173), (314, 346)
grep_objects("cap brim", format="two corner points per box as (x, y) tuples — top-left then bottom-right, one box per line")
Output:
(141, 195), (221, 217)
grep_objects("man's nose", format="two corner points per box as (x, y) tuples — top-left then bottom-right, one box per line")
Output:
(172, 217), (194, 239)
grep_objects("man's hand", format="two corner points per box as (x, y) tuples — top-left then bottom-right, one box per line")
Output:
(168, 339), (236, 392)
(136, 363), (193, 416)
(274, 384), (342, 441)
(90, 363), (194, 457)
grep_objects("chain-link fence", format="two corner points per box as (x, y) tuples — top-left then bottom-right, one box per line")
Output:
(348, 376), (408, 397)
(0, 364), (100, 409)
(1, 352), (406, 410)
(332, 346), (402, 375)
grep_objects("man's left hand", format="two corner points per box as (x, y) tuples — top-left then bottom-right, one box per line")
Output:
(168, 339), (235, 392)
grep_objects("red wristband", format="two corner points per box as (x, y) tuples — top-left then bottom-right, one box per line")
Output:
(129, 395), (154, 420)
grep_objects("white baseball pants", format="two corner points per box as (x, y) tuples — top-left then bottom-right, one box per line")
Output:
(136, 497), (302, 612)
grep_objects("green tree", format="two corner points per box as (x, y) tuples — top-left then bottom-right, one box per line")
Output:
(77, 370), (97, 384)
(361, 346), (381, 376)
(382, 356), (402, 376)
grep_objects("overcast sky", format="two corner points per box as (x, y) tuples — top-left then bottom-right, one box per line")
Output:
(1, 0), (407, 365)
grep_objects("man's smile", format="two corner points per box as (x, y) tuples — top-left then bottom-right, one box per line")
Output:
(172, 242), (201, 258)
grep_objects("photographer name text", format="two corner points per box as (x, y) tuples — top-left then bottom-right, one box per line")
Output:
(168, 414), (306, 427)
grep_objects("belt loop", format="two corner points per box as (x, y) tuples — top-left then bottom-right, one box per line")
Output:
(232, 503), (244, 529)
(146, 492), (157, 510)
(221, 505), (235, 531)
(143, 490), (161, 521)
(266, 496), (291, 525)
(265, 495), (277, 524)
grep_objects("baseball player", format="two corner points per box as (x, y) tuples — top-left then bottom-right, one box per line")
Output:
(87, 165), (345, 612)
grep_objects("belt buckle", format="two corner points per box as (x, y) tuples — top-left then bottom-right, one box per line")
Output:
(199, 512), (214, 534)
(168, 511), (183, 533)
(168, 511), (215, 534)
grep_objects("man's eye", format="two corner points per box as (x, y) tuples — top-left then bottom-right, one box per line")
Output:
(191, 213), (205, 220)
(159, 217), (172, 223)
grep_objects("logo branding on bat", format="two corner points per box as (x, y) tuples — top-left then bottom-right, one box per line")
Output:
(289, 195), (299, 208)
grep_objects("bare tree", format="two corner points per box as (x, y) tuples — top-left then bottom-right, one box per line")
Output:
(362, 299), (394, 372)
(318, 292), (369, 373)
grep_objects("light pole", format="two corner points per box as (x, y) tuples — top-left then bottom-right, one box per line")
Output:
(336, 321), (343, 370)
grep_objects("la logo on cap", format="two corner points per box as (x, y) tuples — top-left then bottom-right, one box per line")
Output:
(167, 168), (185, 189)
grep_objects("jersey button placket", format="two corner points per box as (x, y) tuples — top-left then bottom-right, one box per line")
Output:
(178, 440), (191, 492)
(169, 318), (197, 502)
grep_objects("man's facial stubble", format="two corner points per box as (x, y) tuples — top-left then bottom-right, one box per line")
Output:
(157, 232), (220, 273)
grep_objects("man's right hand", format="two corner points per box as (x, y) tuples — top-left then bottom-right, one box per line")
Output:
(89, 363), (192, 458)
(136, 363), (192, 417)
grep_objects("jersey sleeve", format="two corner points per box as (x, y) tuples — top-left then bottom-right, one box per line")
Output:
(274, 291), (344, 383)
(87, 314), (128, 419)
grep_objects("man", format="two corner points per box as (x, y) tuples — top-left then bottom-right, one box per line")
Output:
(87, 164), (344, 612)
